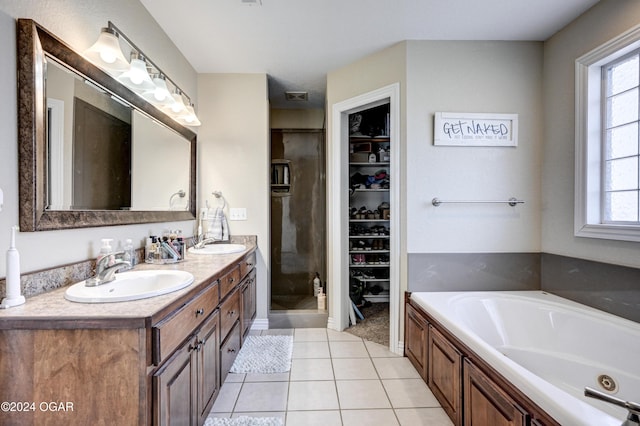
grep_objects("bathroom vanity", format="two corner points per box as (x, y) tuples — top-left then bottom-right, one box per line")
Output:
(0, 243), (256, 426)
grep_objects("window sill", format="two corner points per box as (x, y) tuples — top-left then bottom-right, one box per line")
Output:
(575, 223), (640, 242)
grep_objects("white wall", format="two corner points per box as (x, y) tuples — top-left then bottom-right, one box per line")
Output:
(542, 0), (640, 267)
(0, 0), (197, 278)
(197, 73), (270, 323)
(406, 41), (544, 254)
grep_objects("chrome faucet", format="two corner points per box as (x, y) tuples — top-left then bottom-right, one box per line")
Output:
(584, 387), (640, 426)
(86, 251), (131, 287)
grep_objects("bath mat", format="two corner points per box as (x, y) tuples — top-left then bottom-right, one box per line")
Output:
(229, 335), (293, 374)
(205, 416), (283, 426)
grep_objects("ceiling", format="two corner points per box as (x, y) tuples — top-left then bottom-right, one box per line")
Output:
(140, 0), (599, 109)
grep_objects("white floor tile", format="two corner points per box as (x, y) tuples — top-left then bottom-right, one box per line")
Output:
(287, 381), (339, 410)
(292, 341), (330, 359)
(224, 372), (245, 383)
(327, 329), (363, 341)
(244, 372), (290, 382)
(210, 382), (242, 413)
(342, 409), (399, 426)
(336, 379), (391, 409)
(382, 379), (440, 408)
(329, 340), (369, 358)
(395, 407), (453, 426)
(373, 357), (422, 379)
(234, 381), (289, 412)
(332, 357), (378, 380)
(293, 328), (328, 342)
(365, 340), (401, 358)
(290, 358), (334, 381)
(285, 410), (342, 426)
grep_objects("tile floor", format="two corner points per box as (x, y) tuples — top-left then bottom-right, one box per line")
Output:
(208, 328), (453, 426)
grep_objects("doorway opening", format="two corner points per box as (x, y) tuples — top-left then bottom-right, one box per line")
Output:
(269, 129), (327, 328)
(328, 83), (401, 353)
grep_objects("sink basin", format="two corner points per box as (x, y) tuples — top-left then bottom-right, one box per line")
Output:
(64, 270), (194, 303)
(188, 244), (246, 255)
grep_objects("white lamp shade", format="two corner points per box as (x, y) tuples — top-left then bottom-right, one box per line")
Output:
(165, 93), (187, 114)
(117, 58), (156, 92)
(83, 28), (129, 74)
(142, 76), (174, 106)
(177, 105), (201, 127)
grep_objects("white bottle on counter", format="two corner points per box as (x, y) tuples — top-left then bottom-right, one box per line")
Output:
(1, 225), (25, 309)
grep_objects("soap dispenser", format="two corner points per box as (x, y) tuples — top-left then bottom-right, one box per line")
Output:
(96, 239), (114, 272)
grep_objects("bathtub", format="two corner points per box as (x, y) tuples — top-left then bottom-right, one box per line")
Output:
(409, 291), (640, 426)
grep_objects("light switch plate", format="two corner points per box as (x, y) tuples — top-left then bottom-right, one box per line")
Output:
(229, 208), (247, 221)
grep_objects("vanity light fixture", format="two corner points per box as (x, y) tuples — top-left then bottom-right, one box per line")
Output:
(142, 74), (174, 106)
(177, 104), (202, 127)
(117, 53), (155, 93)
(167, 90), (187, 114)
(85, 21), (201, 126)
(83, 27), (129, 74)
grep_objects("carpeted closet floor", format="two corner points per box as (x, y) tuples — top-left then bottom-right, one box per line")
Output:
(345, 302), (389, 347)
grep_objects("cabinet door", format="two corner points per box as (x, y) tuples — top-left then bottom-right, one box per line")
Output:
(220, 321), (241, 384)
(196, 310), (220, 425)
(463, 359), (527, 426)
(241, 269), (257, 338)
(429, 325), (462, 426)
(405, 303), (428, 379)
(154, 340), (196, 426)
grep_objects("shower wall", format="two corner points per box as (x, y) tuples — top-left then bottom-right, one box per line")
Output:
(271, 129), (326, 310)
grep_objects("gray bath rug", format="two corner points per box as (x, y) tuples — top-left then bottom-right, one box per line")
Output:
(229, 335), (293, 374)
(205, 416), (283, 426)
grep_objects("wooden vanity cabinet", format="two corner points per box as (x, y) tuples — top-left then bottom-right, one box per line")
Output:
(241, 268), (257, 339)
(463, 359), (527, 426)
(404, 302), (429, 380)
(154, 309), (220, 426)
(429, 325), (463, 426)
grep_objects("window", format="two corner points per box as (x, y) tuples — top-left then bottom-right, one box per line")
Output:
(575, 25), (640, 241)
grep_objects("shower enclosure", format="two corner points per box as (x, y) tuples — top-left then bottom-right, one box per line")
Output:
(270, 129), (326, 311)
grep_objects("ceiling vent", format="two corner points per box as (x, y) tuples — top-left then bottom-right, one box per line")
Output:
(285, 91), (308, 102)
(241, 0), (262, 5)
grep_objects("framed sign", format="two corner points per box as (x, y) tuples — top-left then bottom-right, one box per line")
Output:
(434, 112), (518, 147)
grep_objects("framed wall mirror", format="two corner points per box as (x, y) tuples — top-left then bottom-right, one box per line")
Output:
(17, 18), (197, 231)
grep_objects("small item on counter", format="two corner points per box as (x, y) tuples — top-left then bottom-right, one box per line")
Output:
(317, 286), (326, 310)
(313, 272), (322, 297)
(96, 238), (115, 267)
(1, 225), (25, 309)
(123, 238), (136, 269)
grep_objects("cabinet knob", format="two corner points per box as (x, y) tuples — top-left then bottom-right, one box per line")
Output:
(228, 310), (236, 316)
(195, 308), (205, 316)
(227, 348), (236, 353)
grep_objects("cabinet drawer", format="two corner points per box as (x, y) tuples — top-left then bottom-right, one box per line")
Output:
(153, 283), (219, 364)
(239, 252), (256, 280)
(219, 266), (241, 300)
(220, 288), (240, 339)
(220, 321), (241, 384)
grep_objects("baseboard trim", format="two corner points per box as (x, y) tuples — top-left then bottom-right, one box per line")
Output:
(250, 318), (269, 330)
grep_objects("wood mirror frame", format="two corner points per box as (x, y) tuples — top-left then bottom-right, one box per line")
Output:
(16, 18), (197, 231)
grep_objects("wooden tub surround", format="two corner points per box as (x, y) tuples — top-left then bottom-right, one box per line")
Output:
(404, 292), (560, 426)
(0, 241), (257, 426)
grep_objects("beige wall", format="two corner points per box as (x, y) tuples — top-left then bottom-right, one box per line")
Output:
(542, 0), (640, 267)
(0, 1), (197, 280)
(197, 73), (270, 322)
(326, 43), (407, 334)
(270, 109), (325, 129)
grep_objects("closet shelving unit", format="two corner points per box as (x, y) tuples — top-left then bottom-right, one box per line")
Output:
(348, 104), (391, 304)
